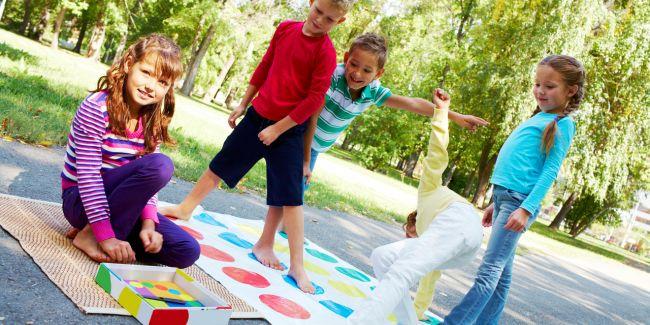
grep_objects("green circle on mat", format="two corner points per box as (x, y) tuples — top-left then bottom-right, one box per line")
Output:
(335, 266), (371, 282)
(306, 248), (337, 263)
(142, 281), (154, 288)
(128, 281), (143, 288)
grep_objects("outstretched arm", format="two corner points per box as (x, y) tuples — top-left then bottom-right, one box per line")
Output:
(417, 89), (451, 194)
(383, 94), (488, 131)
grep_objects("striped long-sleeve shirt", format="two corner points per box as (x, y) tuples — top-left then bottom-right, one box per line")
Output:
(61, 91), (159, 242)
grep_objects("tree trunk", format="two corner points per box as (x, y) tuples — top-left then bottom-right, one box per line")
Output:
(87, 10), (106, 60)
(190, 14), (206, 55)
(203, 55), (236, 102)
(0, 0), (6, 22)
(341, 132), (354, 150)
(549, 192), (577, 230)
(33, 2), (50, 42)
(403, 151), (420, 178)
(50, 6), (66, 49)
(19, 0), (32, 35)
(113, 0), (143, 64)
(181, 24), (217, 96)
(224, 87), (237, 109)
(73, 8), (89, 53)
(472, 141), (497, 204)
(463, 171), (476, 198)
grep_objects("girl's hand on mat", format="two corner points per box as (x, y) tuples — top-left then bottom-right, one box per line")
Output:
(482, 203), (494, 227)
(303, 162), (312, 185)
(258, 125), (280, 145)
(228, 105), (246, 128)
(504, 208), (530, 232)
(454, 114), (489, 132)
(140, 228), (163, 254)
(100, 238), (136, 263)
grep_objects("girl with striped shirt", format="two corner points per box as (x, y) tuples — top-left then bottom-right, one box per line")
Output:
(61, 34), (199, 268)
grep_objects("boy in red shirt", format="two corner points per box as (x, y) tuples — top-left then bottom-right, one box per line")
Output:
(162, 0), (353, 293)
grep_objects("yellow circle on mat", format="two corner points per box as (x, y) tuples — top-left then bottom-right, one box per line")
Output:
(304, 260), (330, 276)
(273, 243), (289, 254)
(237, 223), (262, 236)
(128, 281), (144, 288)
(328, 279), (366, 298)
(178, 293), (194, 301)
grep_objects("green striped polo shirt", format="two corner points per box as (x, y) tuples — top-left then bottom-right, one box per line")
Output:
(312, 64), (392, 152)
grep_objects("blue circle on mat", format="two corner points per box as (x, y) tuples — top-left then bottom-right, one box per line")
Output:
(306, 248), (338, 263)
(319, 300), (353, 318)
(278, 231), (309, 246)
(168, 289), (180, 295)
(282, 275), (324, 295)
(247, 252), (287, 270)
(335, 266), (371, 282)
(219, 232), (253, 249)
(195, 212), (227, 228)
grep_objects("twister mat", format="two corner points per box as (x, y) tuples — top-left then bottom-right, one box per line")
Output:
(170, 205), (442, 324)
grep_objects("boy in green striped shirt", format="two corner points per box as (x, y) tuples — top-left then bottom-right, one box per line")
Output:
(304, 33), (487, 184)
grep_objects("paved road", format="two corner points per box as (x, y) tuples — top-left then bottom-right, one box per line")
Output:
(1, 139), (648, 324)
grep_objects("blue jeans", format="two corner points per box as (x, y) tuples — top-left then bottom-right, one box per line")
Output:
(444, 185), (538, 325)
(302, 148), (319, 192)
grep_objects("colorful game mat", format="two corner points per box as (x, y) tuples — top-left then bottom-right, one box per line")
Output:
(172, 205), (443, 324)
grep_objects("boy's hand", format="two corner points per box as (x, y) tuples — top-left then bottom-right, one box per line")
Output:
(139, 220), (163, 254)
(303, 161), (312, 185)
(99, 238), (136, 263)
(258, 125), (281, 145)
(433, 88), (451, 110)
(482, 203), (494, 227)
(454, 114), (489, 132)
(228, 105), (246, 128)
(504, 208), (530, 232)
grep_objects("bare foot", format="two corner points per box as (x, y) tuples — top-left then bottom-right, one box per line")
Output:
(72, 225), (111, 263)
(65, 228), (79, 239)
(252, 244), (284, 270)
(288, 267), (315, 294)
(159, 204), (192, 221)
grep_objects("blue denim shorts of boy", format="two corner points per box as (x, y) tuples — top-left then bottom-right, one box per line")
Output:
(209, 107), (306, 206)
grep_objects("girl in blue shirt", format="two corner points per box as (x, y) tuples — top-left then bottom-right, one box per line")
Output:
(444, 55), (585, 324)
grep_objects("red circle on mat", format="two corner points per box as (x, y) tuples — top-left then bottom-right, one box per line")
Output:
(179, 225), (204, 240)
(200, 245), (235, 262)
(222, 267), (270, 288)
(154, 284), (168, 290)
(259, 294), (311, 319)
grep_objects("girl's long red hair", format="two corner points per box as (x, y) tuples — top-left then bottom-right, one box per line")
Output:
(93, 34), (183, 154)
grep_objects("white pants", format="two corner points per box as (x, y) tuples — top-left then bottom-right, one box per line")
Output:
(349, 202), (483, 325)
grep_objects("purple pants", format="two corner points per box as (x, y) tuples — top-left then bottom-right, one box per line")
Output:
(62, 153), (200, 268)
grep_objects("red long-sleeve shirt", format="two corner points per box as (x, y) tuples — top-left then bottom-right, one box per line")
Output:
(250, 20), (337, 124)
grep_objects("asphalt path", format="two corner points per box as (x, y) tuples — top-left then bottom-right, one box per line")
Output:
(1, 139), (648, 324)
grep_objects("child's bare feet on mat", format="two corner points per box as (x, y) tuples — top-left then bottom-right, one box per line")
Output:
(159, 204), (192, 221)
(252, 244), (284, 270)
(288, 267), (315, 294)
(65, 228), (79, 239)
(72, 225), (110, 263)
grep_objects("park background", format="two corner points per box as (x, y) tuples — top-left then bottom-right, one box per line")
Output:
(0, 1), (649, 320)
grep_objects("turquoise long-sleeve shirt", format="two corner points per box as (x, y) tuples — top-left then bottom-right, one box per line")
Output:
(491, 112), (576, 214)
